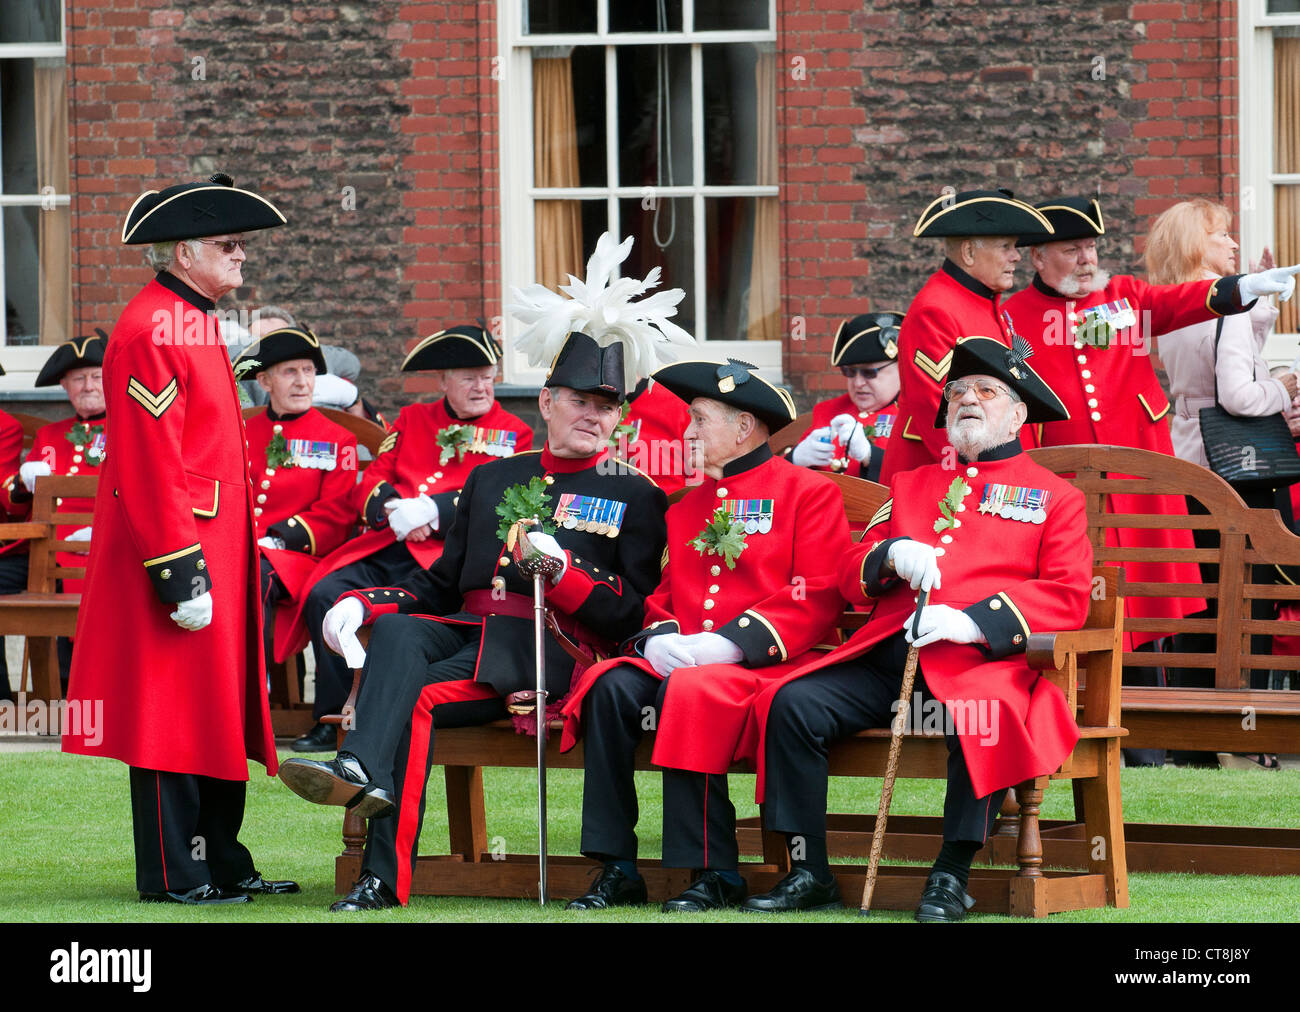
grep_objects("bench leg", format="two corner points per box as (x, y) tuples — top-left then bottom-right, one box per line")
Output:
(757, 803), (791, 873)
(28, 637), (60, 708)
(445, 765), (488, 863)
(1008, 777), (1048, 917)
(1080, 738), (1129, 908)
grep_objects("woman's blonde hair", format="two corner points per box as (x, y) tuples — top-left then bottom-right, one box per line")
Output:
(1144, 198), (1232, 284)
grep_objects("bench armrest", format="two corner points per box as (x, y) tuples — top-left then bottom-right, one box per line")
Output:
(1025, 628), (1116, 671)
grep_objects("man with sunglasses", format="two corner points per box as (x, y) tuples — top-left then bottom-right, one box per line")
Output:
(742, 336), (1092, 921)
(790, 312), (902, 482)
(63, 173), (298, 905)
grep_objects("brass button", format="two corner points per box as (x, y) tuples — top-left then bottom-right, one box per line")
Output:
(260, 480), (270, 489)
(543, 475), (555, 485)
(717, 487), (729, 498)
(1013, 634), (1024, 645)
(287, 519), (296, 527)
(73, 455), (82, 464)
(768, 646), (778, 656)
(708, 584), (720, 594)
(933, 547), (945, 557)
(266, 468), (276, 477)
(738, 617), (750, 628)
(710, 565), (721, 577)
(703, 599), (714, 610)
(257, 494), (267, 504)
(160, 568), (172, 580)
(196, 560), (206, 571)
(702, 619), (714, 631)
(499, 556), (510, 567)
(254, 507), (263, 516)
(434, 471), (444, 480)
(273, 424), (283, 434)
(492, 576), (505, 591)
(989, 599), (1002, 610)
(965, 466), (977, 478)
(68, 466), (78, 474)
(418, 484), (428, 493)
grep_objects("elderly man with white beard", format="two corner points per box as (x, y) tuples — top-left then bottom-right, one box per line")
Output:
(739, 336), (1093, 921)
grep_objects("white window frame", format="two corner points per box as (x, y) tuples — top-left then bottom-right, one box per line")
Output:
(0, 3), (70, 373)
(498, 0), (781, 386)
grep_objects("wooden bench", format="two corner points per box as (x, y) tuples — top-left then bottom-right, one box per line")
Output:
(330, 472), (1129, 916)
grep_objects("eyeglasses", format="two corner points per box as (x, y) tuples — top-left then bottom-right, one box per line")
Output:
(840, 364), (894, 380)
(942, 379), (1011, 403)
(192, 238), (248, 254)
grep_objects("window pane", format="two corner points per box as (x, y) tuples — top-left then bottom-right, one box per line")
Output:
(619, 196), (695, 339)
(533, 47), (606, 189)
(617, 45), (692, 188)
(525, 0), (595, 34)
(4, 205), (41, 345)
(1268, 1), (1300, 13)
(705, 197), (779, 341)
(703, 44), (776, 186)
(694, 0), (769, 31)
(1, 59), (39, 194)
(0, 1), (61, 45)
(533, 198), (608, 293)
(1278, 187), (1300, 333)
(1276, 31), (1300, 174)
(610, 0), (682, 33)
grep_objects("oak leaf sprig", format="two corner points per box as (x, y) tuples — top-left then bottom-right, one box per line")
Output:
(690, 506), (748, 570)
(65, 423), (106, 466)
(933, 477), (970, 534)
(495, 477), (557, 543)
(436, 424), (474, 466)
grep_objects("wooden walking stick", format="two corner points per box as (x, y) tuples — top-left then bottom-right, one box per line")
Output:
(860, 587), (929, 913)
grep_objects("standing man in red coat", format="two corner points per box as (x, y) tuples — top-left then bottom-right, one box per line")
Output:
(789, 312), (903, 483)
(883, 189), (1054, 482)
(232, 327), (359, 670)
(292, 325), (533, 751)
(743, 336), (1088, 920)
(560, 360), (851, 913)
(62, 173), (296, 905)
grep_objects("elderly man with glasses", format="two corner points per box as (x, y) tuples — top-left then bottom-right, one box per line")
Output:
(741, 336), (1092, 921)
(62, 173), (297, 905)
(789, 313), (902, 482)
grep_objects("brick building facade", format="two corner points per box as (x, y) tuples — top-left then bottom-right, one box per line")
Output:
(27, 1), (1260, 416)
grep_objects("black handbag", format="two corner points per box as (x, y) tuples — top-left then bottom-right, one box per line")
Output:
(1198, 317), (1300, 492)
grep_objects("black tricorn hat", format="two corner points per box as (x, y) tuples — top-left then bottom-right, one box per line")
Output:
(933, 334), (1069, 427)
(832, 312), (904, 367)
(913, 188), (1054, 241)
(121, 172), (287, 245)
(401, 325), (502, 372)
(1017, 196), (1105, 246)
(546, 331), (626, 402)
(652, 359), (796, 432)
(232, 327), (328, 379)
(35, 329), (108, 387)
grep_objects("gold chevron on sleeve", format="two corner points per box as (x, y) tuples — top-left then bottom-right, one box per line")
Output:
(377, 432), (398, 456)
(866, 498), (892, 532)
(912, 348), (953, 383)
(127, 376), (179, 418)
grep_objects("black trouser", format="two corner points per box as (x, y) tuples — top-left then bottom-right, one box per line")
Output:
(127, 767), (256, 894)
(259, 555), (286, 677)
(763, 634), (1006, 849)
(340, 614), (506, 900)
(302, 542), (422, 719)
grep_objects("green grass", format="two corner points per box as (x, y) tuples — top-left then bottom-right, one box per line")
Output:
(1, 749), (1297, 922)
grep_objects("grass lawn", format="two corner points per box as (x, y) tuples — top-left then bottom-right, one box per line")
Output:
(1, 748), (1297, 922)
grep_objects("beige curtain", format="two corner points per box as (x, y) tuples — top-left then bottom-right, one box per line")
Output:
(746, 45), (779, 341)
(35, 58), (71, 346)
(1276, 38), (1300, 333)
(533, 51), (582, 293)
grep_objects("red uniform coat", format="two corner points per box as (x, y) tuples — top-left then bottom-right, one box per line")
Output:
(1002, 273), (1245, 646)
(0, 410), (30, 558)
(883, 261), (1036, 482)
(292, 398), (533, 616)
(746, 447), (1090, 801)
(62, 273), (275, 781)
(245, 407), (359, 661)
(801, 392), (897, 482)
(611, 378), (693, 495)
(561, 448), (852, 773)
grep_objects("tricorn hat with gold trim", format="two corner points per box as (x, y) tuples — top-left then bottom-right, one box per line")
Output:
(914, 188), (1053, 242)
(933, 334), (1069, 427)
(1016, 196), (1105, 246)
(401, 325), (502, 372)
(652, 358), (796, 432)
(121, 172), (287, 245)
(832, 312), (904, 367)
(35, 329), (107, 387)
(232, 327), (328, 379)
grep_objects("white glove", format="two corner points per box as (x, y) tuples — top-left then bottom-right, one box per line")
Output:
(887, 539), (942, 592)
(311, 373), (360, 410)
(170, 591), (213, 632)
(524, 530), (569, 581)
(20, 461), (51, 491)
(677, 632), (744, 666)
(829, 413), (872, 464)
(322, 596), (367, 668)
(258, 536), (286, 551)
(904, 604), (986, 649)
(644, 632), (696, 677)
(791, 428), (835, 468)
(386, 494), (439, 540)
(66, 526), (92, 542)
(1239, 263), (1300, 303)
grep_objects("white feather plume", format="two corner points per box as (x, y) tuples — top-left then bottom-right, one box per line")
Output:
(508, 231), (697, 388)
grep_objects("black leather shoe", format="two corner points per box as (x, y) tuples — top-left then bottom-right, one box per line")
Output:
(566, 865), (648, 910)
(278, 753), (395, 819)
(914, 871), (976, 923)
(139, 883), (251, 905)
(741, 867), (842, 913)
(292, 722), (337, 752)
(223, 873), (300, 895)
(662, 870), (747, 913)
(329, 872), (399, 912)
